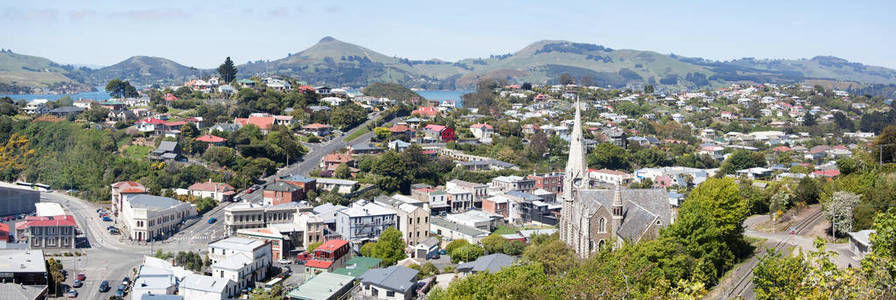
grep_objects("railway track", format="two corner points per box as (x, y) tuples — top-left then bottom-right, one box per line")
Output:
(725, 209), (825, 299)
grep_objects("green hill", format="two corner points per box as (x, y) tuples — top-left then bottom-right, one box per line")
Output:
(87, 56), (198, 86)
(4, 37), (896, 92)
(0, 51), (89, 92)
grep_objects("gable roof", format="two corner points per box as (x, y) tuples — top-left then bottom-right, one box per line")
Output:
(456, 253), (516, 273)
(360, 266), (419, 293)
(195, 134), (226, 143)
(127, 194), (186, 211)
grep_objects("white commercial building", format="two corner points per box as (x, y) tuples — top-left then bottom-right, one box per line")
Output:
(121, 194), (196, 241)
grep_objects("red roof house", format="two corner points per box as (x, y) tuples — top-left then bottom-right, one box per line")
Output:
(196, 134), (227, 145)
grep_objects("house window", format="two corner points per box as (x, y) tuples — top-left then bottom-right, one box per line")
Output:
(386, 291), (395, 297)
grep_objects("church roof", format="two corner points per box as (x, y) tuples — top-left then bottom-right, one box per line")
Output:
(576, 188), (671, 242)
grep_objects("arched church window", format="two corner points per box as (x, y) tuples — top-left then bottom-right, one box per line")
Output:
(598, 239), (605, 249)
(589, 240), (593, 252)
(599, 217), (606, 233)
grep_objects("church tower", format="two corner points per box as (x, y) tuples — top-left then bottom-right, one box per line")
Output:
(560, 100), (588, 244)
(612, 184), (624, 229)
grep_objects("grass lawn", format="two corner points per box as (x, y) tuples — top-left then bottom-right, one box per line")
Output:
(493, 224), (556, 235)
(344, 126), (371, 142)
(122, 145), (153, 160)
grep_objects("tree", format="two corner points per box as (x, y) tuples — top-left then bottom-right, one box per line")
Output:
(720, 150), (766, 174)
(502, 240), (526, 256)
(481, 234), (507, 254)
(372, 227), (406, 266)
(802, 112), (816, 127)
(421, 262), (439, 277)
(105, 79), (139, 98)
(445, 239), (470, 255)
(218, 57), (238, 83)
(793, 177), (820, 204)
(521, 237), (576, 275)
(769, 190), (791, 227)
(360, 242), (376, 257)
(307, 241), (322, 251)
(330, 101), (367, 130)
(47, 258), (65, 296)
(334, 163), (351, 179)
(643, 84), (655, 94)
(84, 106), (110, 123)
(862, 208), (896, 296)
(872, 125), (896, 164)
(180, 123), (199, 139)
(832, 112), (854, 131)
(451, 244), (485, 264)
(823, 191), (861, 237)
(559, 73), (575, 85)
(587, 143), (630, 170)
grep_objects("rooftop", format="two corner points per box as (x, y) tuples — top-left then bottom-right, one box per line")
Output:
(209, 237), (266, 252)
(287, 272), (356, 300)
(127, 194), (187, 211)
(180, 273), (232, 293)
(360, 266), (419, 293)
(332, 256), (382, 278)
(0, 250), (45, 273)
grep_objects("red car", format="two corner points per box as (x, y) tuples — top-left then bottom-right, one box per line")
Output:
(76, 273), (86, 281)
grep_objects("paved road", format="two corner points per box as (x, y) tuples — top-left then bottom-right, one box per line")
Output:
(41, 191), (231, 299)
(241, 112), (394, 204)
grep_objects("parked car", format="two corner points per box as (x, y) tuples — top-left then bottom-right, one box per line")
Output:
(99, 280), (110, 292)
(122, 277), (130, 285)
(72, 279), (83, 288)
(115, 290), (125, 298)
(102, 216), (112, 222)
(208, 218), (217, 224)
(67, 290), (78, 298)
(278, 258), (292, 264)
(76, 273), (86, 281)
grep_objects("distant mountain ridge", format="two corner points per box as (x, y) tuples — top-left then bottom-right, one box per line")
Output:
(4, 37), (896, 92)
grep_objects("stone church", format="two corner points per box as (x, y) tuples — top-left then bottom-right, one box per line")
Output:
(560, 101), (673, 258)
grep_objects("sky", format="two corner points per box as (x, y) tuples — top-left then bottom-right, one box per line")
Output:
(2, 0), (894, 69)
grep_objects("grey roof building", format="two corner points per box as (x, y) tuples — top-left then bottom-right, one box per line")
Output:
(127, 194), (188, 211)
(457, 253), (517, 274)
(359, 266), (419, 299)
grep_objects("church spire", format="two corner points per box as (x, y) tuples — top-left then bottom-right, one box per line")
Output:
(563, 99), (588, 201)
(612, 184), (623, 218)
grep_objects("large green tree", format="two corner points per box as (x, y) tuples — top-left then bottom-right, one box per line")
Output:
(720, 150), (766, 174)
(105, 79), (139, 98)
(587, 143), (630, 170)
(872, 125), (896, 164)
(372, 227), (407, 266)
(217, 56), (238, 83)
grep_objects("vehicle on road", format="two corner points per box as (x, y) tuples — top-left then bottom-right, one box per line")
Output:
(208, 218), (217, 224)
(72, 279), (82, 288)
(115, 289), (125, 297)
(67, 290), (78, 298)
(122, 277), (130, 285)
(102, 216), (112, 222)
(99, 280), (110, 292)
(76, 273), (86, 281)
(278, 258), (292, 264)
(245, 187), (255, 194)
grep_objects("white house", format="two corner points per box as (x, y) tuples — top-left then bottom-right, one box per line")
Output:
(180, 273), (238, 300)
(208, 237), (273, 290)
(469, 123), (494, 142)
(23, 99), (49, 115)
